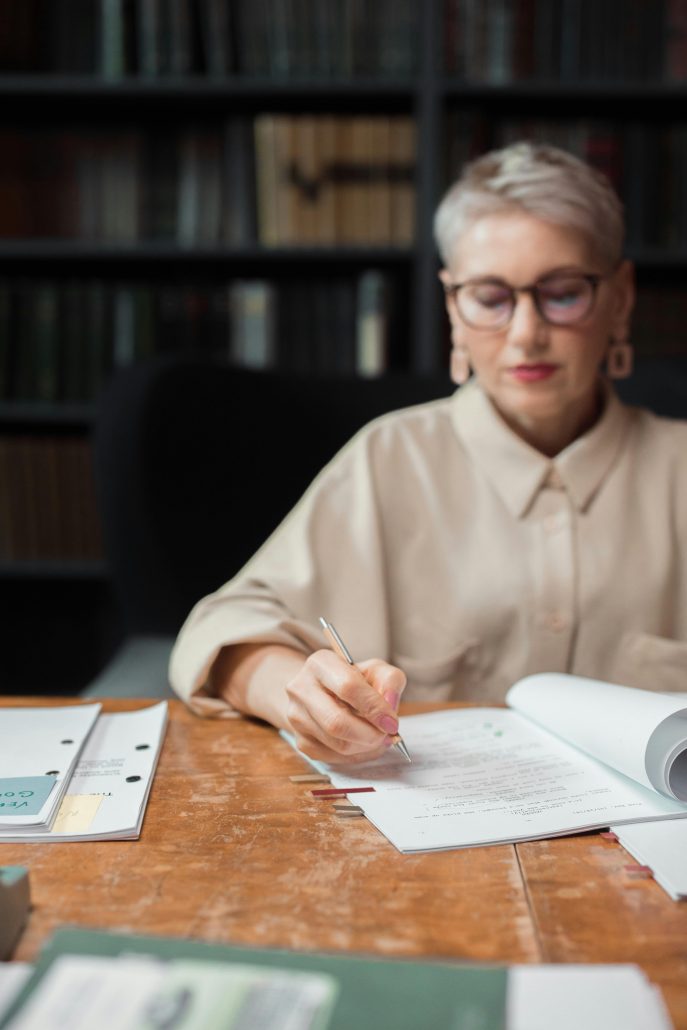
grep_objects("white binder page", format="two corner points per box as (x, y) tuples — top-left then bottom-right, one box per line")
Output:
(0, 705), (101, 828)
(317, 708), (687, 853)
(0, 703), (168, 843)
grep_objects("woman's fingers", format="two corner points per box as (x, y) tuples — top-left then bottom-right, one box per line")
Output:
(357, 658), (407, 712)
(295, 735), (392, 766)
(285, 650), (406, 761)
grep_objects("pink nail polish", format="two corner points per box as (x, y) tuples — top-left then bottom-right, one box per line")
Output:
(383, 690), (400, 710)
(378, 715), (398, 735)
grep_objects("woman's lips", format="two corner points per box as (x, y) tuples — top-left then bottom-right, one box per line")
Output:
(509, 364), (559, 382)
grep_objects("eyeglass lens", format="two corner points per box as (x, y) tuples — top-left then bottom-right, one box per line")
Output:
(457, 275), (595, 328)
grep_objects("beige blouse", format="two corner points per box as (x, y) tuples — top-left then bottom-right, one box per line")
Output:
(169, 378), (687, 717)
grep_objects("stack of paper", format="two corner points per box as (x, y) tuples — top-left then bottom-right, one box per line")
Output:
(0, 705), (101, 834)
(0, 703), (167, 843)
(611, 819), (687, 900)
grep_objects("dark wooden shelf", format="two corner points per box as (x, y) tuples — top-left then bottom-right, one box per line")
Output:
(0, 241), (413, 263)
(0, 402), (95, 427)
(0, 75), (417, 117)
(0, 559), (108, 580)
(0, 74), (418, 95)
(441, 79), (687, 101)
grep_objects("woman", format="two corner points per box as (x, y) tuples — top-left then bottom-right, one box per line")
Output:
(170, 142), (687, 764)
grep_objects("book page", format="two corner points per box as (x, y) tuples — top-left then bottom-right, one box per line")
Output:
(317, 708), (687, 852)
(506, 674), (687, 799)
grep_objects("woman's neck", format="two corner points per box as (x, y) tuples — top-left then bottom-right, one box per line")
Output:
(493, 383), (606, 458)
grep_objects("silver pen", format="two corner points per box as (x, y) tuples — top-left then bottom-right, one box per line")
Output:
(319, 616), (411, 763)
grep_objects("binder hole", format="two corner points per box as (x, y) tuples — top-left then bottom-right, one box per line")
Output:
(126, 775), (141, 783)
(61, 739), (74, 745)
(46, 770), (59, 776)
(135, 744), (150, 750)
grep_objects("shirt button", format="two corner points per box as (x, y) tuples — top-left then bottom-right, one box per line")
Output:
(547, 612), (568, 632)
(544, 514), (562, 534)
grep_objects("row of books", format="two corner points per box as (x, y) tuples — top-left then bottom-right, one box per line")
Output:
(0, 116), (415, 246)
(0, 271), (396, 403)
(11, 113), (687, 251)
(1, 0), (417, 79)
(0, 124), (255, 245)
(0, 435), (102, 562)
(444, 114), (687, 251)
(443, 0), (687, 83)
(255, 115), (415, 246)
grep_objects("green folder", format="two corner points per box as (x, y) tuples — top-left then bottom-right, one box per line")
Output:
(0, 927), (507, 1029)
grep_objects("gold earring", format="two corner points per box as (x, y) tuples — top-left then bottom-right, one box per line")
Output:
(607, 337), (634, 379)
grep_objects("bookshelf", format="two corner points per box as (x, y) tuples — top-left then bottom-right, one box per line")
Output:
(2, 0), (687, 690)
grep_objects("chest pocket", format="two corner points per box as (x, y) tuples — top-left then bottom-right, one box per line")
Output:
(611, 632), (687, 693)
(393, 641), (481, 702)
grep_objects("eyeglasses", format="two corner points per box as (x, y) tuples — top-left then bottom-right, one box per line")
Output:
(442, 272), (606, 330)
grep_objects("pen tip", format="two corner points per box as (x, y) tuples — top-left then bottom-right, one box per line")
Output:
(395, 739), (412, 763)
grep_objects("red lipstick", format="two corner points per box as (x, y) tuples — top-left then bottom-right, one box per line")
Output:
(509, 364), (559, 382)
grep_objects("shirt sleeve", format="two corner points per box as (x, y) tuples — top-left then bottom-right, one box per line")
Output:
(168, 426), (391, 716)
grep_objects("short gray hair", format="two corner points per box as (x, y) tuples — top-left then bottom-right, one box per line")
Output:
(434, 141), (625, 270)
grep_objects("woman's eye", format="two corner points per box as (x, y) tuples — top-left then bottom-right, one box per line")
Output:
(540, 281), (586, 306)
(474, 289), (510, 308)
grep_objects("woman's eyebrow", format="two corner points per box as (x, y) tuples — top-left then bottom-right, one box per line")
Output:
(464, 265), (589, 284)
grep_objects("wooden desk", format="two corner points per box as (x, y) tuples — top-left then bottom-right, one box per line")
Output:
(2, 698), (687, 1027)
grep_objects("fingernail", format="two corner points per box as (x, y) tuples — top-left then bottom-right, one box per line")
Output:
(383, 690), (400, 710)
(378, 715), (398, 735)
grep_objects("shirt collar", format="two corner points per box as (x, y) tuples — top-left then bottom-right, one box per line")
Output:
(449, 377), (633, 518)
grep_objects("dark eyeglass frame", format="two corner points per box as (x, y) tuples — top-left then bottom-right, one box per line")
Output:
(441, 272), (607, 330)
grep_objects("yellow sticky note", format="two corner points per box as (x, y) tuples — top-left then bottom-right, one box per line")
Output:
(51, 794), (102, 834)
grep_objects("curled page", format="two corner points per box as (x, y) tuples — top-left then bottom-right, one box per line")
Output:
(506, 674), (687, 800)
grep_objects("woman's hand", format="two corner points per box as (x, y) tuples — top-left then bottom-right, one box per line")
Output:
(284, 649), (406, 764)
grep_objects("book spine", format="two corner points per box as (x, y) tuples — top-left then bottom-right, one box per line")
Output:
(356, 269), (388, 377)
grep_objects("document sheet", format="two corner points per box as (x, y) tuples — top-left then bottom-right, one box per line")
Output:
(611, 818), (687, 900)
(0, 703), (168, 843)
(316, 706), (687, 852)
(284, 673), (687, 852)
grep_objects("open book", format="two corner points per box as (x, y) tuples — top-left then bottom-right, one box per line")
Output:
(292, 674), (687, 853)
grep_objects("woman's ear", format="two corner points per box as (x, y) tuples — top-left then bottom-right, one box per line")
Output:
(438, 269), (461, 332)
(610, 259), (635, 340)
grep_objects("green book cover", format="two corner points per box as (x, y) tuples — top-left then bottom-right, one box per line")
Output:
(0, 927), (506, 1029)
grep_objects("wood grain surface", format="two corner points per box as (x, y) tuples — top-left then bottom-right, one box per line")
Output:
(2, 697), (686, 1026)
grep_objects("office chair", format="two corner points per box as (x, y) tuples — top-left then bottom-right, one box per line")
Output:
(83, 354), (453, 697)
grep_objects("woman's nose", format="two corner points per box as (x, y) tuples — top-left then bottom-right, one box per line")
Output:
(506, 291), (548, 351)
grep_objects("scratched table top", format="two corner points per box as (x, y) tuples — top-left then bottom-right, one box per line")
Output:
(2, 697), (686, 1027)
